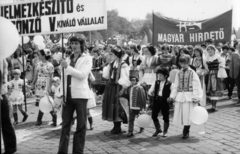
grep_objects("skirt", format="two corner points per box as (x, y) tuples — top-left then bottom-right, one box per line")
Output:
(9, 91), (24, 105)
(207, 70), (224, 100)
(141, 72), (156, 85)
(102, 81), (128, 123)
(35, 76), (50, 97)
(87, 89), (97, 109)
(173, 101), (197, 126)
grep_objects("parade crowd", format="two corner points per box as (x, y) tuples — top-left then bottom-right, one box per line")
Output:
(1, 37), (240, 154)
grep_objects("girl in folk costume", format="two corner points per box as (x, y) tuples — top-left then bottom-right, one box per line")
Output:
(192, 47), (208, 107)
(130, 45), (142, 71)
(206, 45), (227, 111)
(221, 45), (236, 100)
(91, 48), (104, 94)
(168, 55), (203, 139)
(11, 47), (27, 78)
(32, 49), (55, 126)
(140, 46), (159, 86)
(9, 69), (30, 124)
(87, 71), (97, 130)
(155, 44), (177, 71)
(102, 46), (131, 134)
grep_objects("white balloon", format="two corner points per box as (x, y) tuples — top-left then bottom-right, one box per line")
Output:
(33, 35), (44, 45)
(137, 114), (152, 128)
(38, 43), (46, 50)
(190, 106), (209, 125)
(0, 17), (19, 60)
(19, 36), (30, 44)
(63, 39), (68, 44)
(39, 95), (55, 113)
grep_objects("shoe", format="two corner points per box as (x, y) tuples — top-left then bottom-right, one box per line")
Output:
(139, 128), (144, 133)
(50, 122), (57, 127)
(152, 129), (162, 137)
(35, 121), (42, 126)
(59, 122), (62, 125)
(3, 149), (17, 154)
(127, 132), (134, 137)
(13, 121), (18, 125)
(163, 132), (168, 138)
(182, 133), (189, 139)
(228, 96), (232, 99)
(22, 114), (28, 122)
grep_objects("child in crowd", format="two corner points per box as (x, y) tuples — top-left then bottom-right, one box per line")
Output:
(168, 55), (203, 139)
(51, 77), (62, 126)
(9, 69), (31, 124)
(121, 70), (146, 137)
(148, 68), (172, 137)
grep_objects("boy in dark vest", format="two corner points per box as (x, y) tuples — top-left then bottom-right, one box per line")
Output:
(148, 68), (172, 137)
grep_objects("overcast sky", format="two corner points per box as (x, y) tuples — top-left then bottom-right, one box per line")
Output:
(107, 0), (240, 29)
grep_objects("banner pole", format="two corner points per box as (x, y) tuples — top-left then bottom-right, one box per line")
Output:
(22, 37), (27, 112)
(152, 10), (154, 46)
(0, 70), (2, 154)
(61, 33), (65, 105)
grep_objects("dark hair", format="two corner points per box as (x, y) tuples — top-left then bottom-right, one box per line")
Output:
(39, 49), (51, 60)
(92, 49), (100, 56)
(13, 48), (22, 59)
(161, 44), (170, 51)
(130, 77), (139, 82)
(201, 43), (206, 48)
(193, 47), (204, 69)
(147, 46), (156, 56)
(222, 45), (229, 51)
(179, 55), (191, 64)
(130, 46), (139, 54)
(111, 46), (125, 59)
(69, 36), (85, 52)
(229, 47), (235, 52)
(156, 68), (169, 78)
(179, 47), (190, 56)
(187, 45), (193, 51)
(136, 45), (141, 51)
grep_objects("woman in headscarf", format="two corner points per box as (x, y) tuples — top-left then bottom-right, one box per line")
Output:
(206, 45), (227, 111)
(102, 46), (131, 134)
(192, 46), (208, 107)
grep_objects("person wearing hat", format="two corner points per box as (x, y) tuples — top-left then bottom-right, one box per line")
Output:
(31, 49), (55, 125)
(102, 45), (131, 135)
(9, 69), (30, 125)
(168, 55), (203, 139)
(148, 68), (172, 137)
(205, 38), (214, 46)
(120, 70), (147, 137)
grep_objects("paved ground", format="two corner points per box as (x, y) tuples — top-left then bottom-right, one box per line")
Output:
(1, 92), (240, 154)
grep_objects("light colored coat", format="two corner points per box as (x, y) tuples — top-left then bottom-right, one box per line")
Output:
(60, 53), (93, 100)
(170, 67), (203, 126)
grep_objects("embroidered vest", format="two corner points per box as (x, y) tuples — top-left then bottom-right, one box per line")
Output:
(177, 69), (193, 92)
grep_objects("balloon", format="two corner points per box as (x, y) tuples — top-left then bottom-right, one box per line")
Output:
(39, 95), (55, 113)
(33, 35), (44, 45)
(38, 43), (46, 50)
(63, 39), (68, 44)
(19, 36), (30, 44)
(0, 17), (19, 60)
(137, 114), (152, 128)
(190, 106), (209, 125)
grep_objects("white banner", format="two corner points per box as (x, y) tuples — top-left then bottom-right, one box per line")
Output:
(0, 0), (107, 36)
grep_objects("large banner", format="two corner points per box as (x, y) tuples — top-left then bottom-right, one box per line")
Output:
(0, 0), (107, 36)
(153, 10), (232, 45)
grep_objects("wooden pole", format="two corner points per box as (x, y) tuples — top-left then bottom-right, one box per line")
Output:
(62, 33), (65, 104)
(152, 10), (154, 46)
(0, 69), (2, 154)
(22, 38), (27, 112)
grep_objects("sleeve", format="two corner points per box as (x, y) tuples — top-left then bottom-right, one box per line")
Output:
(217, 56), (227, 78)
(192, 71), (203, 100)
(138, 87), (147, 109)
(65, 56), (93, 80)
(48, 63), (54, 74)
(148, 82), (155, 96)
(170, 71), (179, 99)
(102, 64), (111, 79)
(118, 64), (131, 88)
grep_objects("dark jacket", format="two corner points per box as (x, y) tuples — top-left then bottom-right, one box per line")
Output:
(153, 80), (172, 104)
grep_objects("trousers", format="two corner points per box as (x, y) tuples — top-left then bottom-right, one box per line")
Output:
(152, 96), (170, 123)
(128, 109), (140, 133)
(58, 98), (88, 154)
(1, 94), (17, 153)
